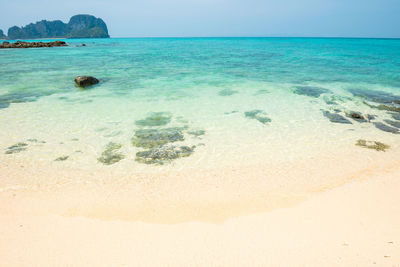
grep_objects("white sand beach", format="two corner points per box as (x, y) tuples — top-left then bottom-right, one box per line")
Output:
(1, 165), (399, 266)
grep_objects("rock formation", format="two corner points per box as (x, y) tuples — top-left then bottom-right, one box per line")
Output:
(0, 40), (67, 49)
(74, 76), (99, 87)
(6, 15), (109, 39)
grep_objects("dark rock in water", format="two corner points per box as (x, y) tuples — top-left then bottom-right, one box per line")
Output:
(293, 86), (331, 98)
(82, 43), (86, 46)
(135, 112), (172, 127)
(349, 88), (400, 105)
(245, 110), (271, 125)
(373, 122), (399, 134)
(55, 155), (69, 161)
(218, 89), (238, 96)
(136, 145), (195, 165)
(0, 40), (67, 49)
(383, 119), (400, 129)
(345, 111), (367, 123)
(97, 142), (124, 165)
(7, 14), (109, 39)
(356, 139), (390, 152)
(322, 111), (352, 124)
(74, 76), (99, 87)
(5, 142), (28, 154)
(132, 128), (185, 148)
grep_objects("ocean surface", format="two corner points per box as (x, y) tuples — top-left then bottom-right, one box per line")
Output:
(1, 38), (400, 220)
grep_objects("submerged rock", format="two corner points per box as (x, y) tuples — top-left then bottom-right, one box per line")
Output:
(390, 113), (400, 121)
(373, 122), (399, 134)
(218, 89), (238, 96)
(136, 145), (195, 165)
(97, 142), (124, 165)
(356, 139), (390, 152)
(0, 91), (48, 109)
(5, 142), (28, 154)
(74, 76), (99, 87)
(345, 111), (367, 123)
(323, 98), (337, 105)
(322, 110), (352, 124)
(349, 88), (400, 105)
(131, 128), (185, 148)
(244, 110), (271, 125)
(383, 119), (400, 129)
(364, 102), (400, 113)
(135, 112), (172, 127)
(293, 86), (331, 98)
(55, 155), (69, 161)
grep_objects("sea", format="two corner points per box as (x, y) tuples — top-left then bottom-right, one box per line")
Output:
(1, 37), (400, 221)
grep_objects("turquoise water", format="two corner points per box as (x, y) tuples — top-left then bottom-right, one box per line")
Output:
(1, 38), (400, 171)
(2, 37), (400, 220)
(1, 38), (400, 103)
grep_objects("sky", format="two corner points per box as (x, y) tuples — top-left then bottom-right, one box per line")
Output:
(0, 0), (399, 38)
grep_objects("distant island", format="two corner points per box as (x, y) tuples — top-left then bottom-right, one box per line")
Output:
(0, 14), (109, 40)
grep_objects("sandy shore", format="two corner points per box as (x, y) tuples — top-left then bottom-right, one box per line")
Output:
(1, 168), (399, 266)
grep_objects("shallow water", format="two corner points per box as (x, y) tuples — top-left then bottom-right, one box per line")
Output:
(1, 38), (400, 221)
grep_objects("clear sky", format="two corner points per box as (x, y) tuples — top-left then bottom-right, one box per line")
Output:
(0, 0), (399, 38)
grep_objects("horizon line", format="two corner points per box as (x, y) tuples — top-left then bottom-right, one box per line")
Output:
(108, 36), (400, 39)
(3, 36), (400, 41)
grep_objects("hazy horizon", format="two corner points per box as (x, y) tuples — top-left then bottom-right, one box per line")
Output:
(0, 0), (399, 38)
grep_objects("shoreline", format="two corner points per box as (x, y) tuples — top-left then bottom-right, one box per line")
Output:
(1, 147), (400, 223)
